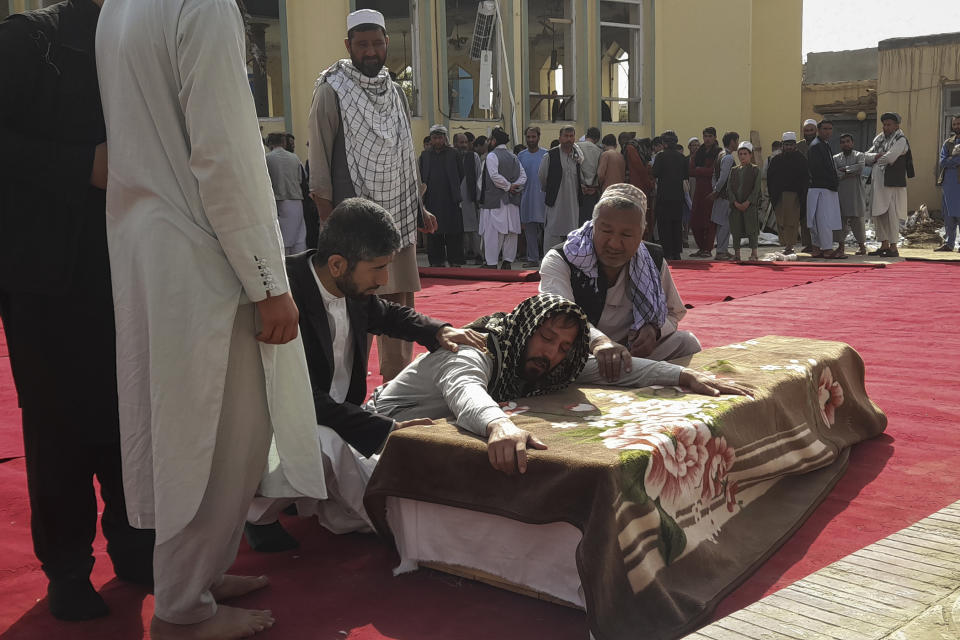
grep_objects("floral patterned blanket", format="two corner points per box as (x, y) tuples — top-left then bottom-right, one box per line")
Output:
(364, 336), (887, 640)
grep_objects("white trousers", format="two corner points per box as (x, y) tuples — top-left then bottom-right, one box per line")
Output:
(482, 227), (518, 265)
(872, 188), (906, 243)
(153, 305), (273, 625)
(806, 188), (841, 250)
(277, 199), (306, 254)
(248, 426), (378, 533)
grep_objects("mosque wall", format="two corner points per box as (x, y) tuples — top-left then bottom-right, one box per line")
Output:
(281, 0), (802, 160)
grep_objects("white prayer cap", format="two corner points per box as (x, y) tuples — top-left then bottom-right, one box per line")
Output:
(429, 124), (448, 135)
(782, 131), (797, 142)
(688, 137), (699, 145)
(802, 118), (817, 128)
(347, 9), (385, 31)
(738, 141), (754, 152)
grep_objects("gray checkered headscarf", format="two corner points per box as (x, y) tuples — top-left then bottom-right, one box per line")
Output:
(563, 214), (667, 332)
(466, 294), (590, 402)
(317, 59), (420, 247)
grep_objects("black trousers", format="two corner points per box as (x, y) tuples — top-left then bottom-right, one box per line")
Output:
(656, 200), (685, 259)
(579, 190), (600, 225)
(0, 286), (154, 582)
(427, 232), (465, 266)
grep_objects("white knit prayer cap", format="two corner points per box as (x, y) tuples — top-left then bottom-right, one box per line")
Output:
(738, 141), (754, 152)
(688, 137), (699, 145)
(782, 131), (797, 142)
(347, 9), (385, 31)
(802, 118), (818, 127)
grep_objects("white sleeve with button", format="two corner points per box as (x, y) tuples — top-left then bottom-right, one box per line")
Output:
(176, 0), (289, 302)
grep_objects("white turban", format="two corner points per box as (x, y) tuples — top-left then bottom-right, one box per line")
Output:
(347, 9), (385, 31)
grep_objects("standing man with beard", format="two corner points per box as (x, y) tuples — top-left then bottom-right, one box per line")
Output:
(796, 119), (819, 251)
(309, 9), (437, 382)
(767, 132), (809, 255)
(419, 125), (463, 267)
(454, 133), (483, 263)
(517, 126), (548, 267)
(689, 127), (720, 257)
(805, 120), (841, 258)
(865, 113), (912, 258)
(651, 131), (688, 260)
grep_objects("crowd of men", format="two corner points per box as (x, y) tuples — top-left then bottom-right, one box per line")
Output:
(1, 2), (957, 639)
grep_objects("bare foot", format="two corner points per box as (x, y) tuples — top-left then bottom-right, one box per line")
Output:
(210, 575), (270, 602)
(151, 606), (274, 639)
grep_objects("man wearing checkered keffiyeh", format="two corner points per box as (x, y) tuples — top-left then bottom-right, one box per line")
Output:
(367, 292), (748, 475)
(308, 11), (438, 383)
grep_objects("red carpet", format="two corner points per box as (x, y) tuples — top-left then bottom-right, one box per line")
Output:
(1, 261), (958, 638)
(418, 266), (540, 281)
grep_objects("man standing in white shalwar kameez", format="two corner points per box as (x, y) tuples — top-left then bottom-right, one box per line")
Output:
(805, 120), (843, 258)
(865, 112), (911, 258)
(96, 0), (326, 637)
(479, 128), (526, 269)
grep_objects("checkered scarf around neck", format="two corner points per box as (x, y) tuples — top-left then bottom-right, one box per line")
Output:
(563, 219), (668, 331)
(871, 128), (906, 156)
(465, 294), (590, 403)
(317, 59), (420, 247)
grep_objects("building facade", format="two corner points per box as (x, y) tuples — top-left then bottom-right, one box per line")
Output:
(4, 0), (802, 168)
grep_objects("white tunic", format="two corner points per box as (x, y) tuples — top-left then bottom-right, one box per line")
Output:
(478, 145), (525, 235)
(96, 0), (325, 544)
(865, 132), (909, 219)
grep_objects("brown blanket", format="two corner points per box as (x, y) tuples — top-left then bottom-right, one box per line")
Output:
(364, 336), (887, 640)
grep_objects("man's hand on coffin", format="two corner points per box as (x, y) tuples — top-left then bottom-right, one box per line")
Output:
(436, 326), (488, 353)
(591, 338), (632, 382)
(679, 370), (754, 398)
(255, 292), (300, 344)
(486, 418), (548, 475)
(395, 418), (435, 430)
(627, 325), (658, 359)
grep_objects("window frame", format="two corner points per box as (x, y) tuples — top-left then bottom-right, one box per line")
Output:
(599, 0), (645, 124)
(442, 0), (502, 121)
(524, 0), (577, 124)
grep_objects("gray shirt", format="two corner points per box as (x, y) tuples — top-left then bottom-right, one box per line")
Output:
(833, 150), (866, 217)
(265, 148), (304, 201)
(365, 347), (684, 437)
(576, 140), (604, 187)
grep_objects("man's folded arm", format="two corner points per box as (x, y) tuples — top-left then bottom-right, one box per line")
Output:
(365, 296), (448, 350)
(433, 349), (508, 437)
(312, 387), (394, 457)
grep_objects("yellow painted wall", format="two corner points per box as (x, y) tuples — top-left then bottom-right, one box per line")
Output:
(284, 0), (352, 163)
(653, 0), (752, 146)
(750, 0), (801, 161)
(877, 42), (960, 212)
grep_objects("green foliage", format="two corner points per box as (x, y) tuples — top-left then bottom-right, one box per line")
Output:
(654, 498), (687, 565)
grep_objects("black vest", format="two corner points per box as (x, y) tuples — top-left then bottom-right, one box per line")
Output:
(553, 241), (664, 327)
(544, 147), (583, 207)
(884, 147), (914, 188)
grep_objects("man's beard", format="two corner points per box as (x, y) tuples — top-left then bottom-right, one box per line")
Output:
(520, 355), (551, 382)
(804, 133), (816, 142)
(335, 273), (375, 298)
(352, 54), (386, 78)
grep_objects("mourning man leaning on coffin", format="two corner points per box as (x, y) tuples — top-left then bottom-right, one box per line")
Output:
(366, 293), (750, 475)
(539, 183), (701, 383)
(245, 197), (486, 551)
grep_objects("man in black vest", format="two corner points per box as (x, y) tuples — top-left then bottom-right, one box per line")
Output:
(0, 0), (155, 620)
(865, 112), (912, 257)
(420, 124), (464, 266)
(539, 125), (584, 247)
(538, 184), (701, 382)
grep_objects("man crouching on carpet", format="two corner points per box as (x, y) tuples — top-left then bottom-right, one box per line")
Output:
(245, 197), (487, 552)
(366, 293), (751, 475)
